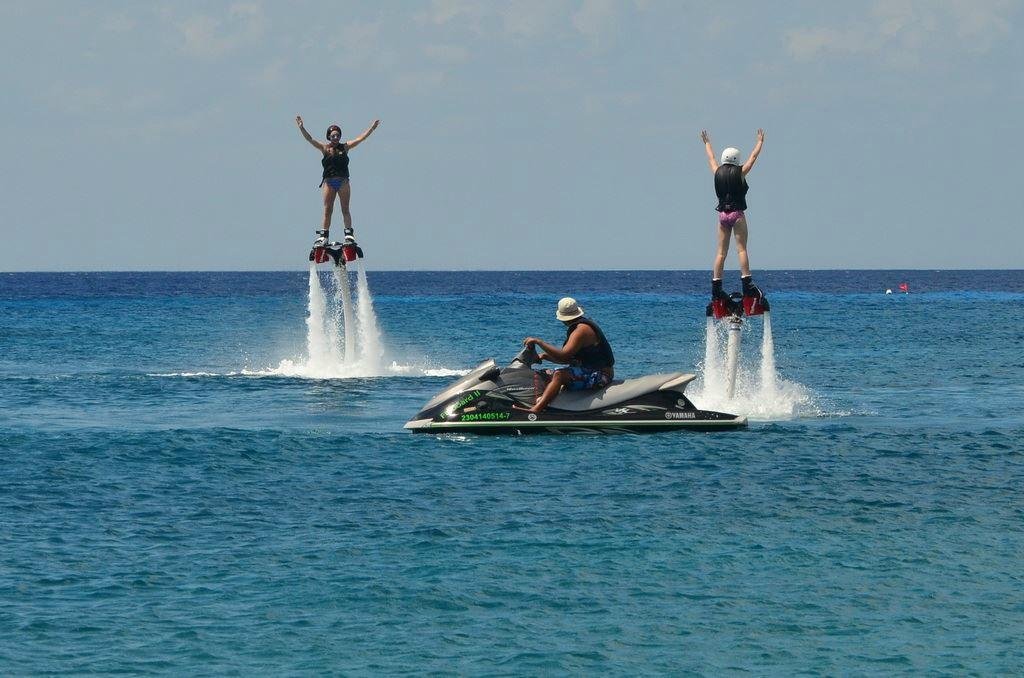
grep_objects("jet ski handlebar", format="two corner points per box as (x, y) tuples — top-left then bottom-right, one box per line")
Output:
(509, 344), (542, 368)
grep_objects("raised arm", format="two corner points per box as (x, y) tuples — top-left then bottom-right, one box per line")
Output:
(296, 115), (325, 152)
(345, 119), (380, 151)
(742, 128), (764, 175)
(701, 129), (719, 173)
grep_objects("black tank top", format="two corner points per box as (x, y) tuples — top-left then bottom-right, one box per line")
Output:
(566, 318), (614, 370)
(714, 164), (748, 212)
(321, 143), (350, 179)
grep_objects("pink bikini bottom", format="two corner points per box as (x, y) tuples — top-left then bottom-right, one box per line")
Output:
(718, 210), (745, 228)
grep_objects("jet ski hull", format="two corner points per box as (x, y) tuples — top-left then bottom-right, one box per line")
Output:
(405, 358), (747, 435)
(405, 412), (746, 435)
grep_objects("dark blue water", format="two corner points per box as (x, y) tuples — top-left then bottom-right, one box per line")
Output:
(2, 270), (1023, 674)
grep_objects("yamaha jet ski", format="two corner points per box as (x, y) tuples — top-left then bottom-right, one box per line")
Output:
(405, 345), (746, 434)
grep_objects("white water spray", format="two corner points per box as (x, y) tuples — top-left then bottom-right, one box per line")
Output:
(694, 310), (818, 420)
(760, 311), (777, 395)
(332, 266), (356, 362)
(355, 267), (384, 371)
(702, 317), (722, 400)
(324, 273), (343, 365)
(724, 317), (742, 399)
(305, 264), (334, 369)
(258, 260), (456, 379)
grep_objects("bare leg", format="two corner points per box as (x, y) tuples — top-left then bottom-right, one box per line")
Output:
(712, 222), (731, 280)
(321, 184), (338, 233)
(338, 180), (353, 232)
(733, 217), (751, 277)
(526, 369), (569, 413)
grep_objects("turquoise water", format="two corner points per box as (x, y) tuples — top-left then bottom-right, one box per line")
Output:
(2, 270), (1023, 673)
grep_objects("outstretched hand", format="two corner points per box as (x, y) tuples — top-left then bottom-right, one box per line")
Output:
(700, 129), (711, 144)
(755, 128), (765, 143)
(295, 115), (304, 128)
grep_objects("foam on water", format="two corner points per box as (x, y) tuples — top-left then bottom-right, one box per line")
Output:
(148, 363), (467, 379)
(254, 262), (463, 380)
(693, 313), (821, 420)
(249, 360), (458, 380)
(144, 264), (469, 381)
(384, 363), (471, 377)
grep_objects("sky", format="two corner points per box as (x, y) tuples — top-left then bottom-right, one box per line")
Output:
(1, 0), (1022, 271)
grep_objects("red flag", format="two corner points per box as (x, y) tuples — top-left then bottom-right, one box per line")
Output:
(898, 282), (909, 293)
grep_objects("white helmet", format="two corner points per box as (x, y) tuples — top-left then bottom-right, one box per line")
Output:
(720, 147), (741, 166)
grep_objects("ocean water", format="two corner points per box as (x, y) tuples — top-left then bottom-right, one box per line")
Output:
(1, 269), (1023, 674)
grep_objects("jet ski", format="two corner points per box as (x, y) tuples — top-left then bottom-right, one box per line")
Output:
(310, 229), (363, 266)
(405, 345), (746, 434)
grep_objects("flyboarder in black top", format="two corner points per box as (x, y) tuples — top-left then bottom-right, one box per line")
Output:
(700, 129), (765, 308)
(296, 115), (379, 257)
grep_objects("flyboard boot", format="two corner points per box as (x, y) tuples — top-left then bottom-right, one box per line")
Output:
(741, 275), (769, 315)
(341, 227), (364, 262)
(309, 229), (335, 265)
(707, 278), (744, 319)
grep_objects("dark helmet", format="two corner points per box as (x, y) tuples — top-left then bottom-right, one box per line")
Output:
(325, 124), (342, 140)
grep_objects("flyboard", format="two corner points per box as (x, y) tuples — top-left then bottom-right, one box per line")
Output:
(309, 228), (363, 267)
(706, 282), (770, 399)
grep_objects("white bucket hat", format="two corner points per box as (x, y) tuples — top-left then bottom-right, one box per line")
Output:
(556, 297), (585, 321)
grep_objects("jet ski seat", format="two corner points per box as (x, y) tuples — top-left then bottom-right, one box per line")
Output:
(542, 372), (696, 412)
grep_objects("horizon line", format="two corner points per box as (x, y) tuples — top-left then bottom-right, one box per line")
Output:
(3, 267), (1023, 275)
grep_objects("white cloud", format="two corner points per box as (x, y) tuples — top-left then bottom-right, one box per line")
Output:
(785, 0), (1017, 65)
(127, 105), (225, 140)
(572, 0), (618, 43)
(580, 89), (643, 116)
(424, 0), (488, 31)
(498, 0), (567, 38)
(947, 0), (1013, 50)
(101, 13), (136, 33)
(44, 82), (163, 116)
(177, 2), (266, 58)
(46, 83), (108, 115)
(785, 26), (867, 61)
(423, 0), (632, 42)
(392, 69), (446, 96)
(252, 57), (287, 87)
(423, 43), (470, 64)
(324, 20), (386, 69)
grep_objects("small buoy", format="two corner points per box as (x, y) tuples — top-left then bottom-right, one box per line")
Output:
(885, 288), (892, 294)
